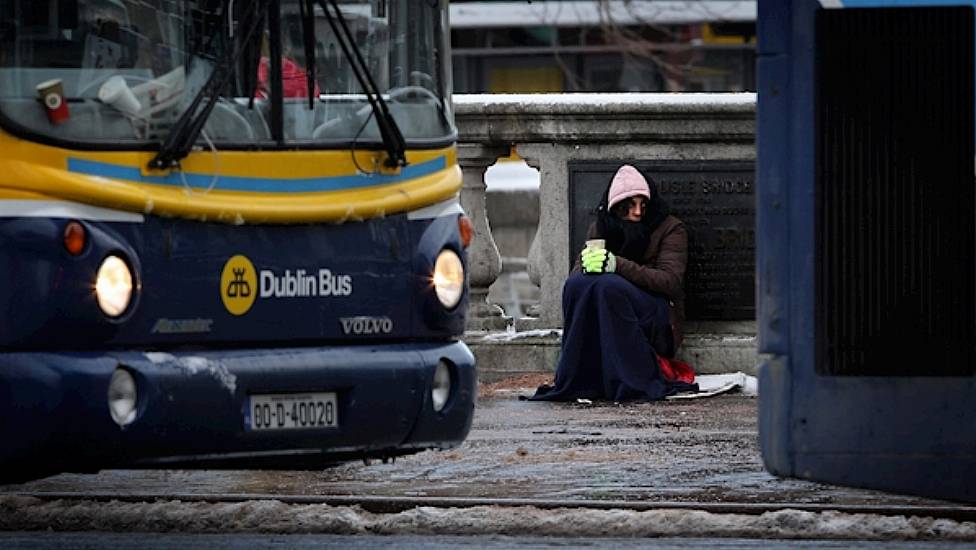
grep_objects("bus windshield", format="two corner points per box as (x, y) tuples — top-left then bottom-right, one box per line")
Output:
(0, 0), (454, 149)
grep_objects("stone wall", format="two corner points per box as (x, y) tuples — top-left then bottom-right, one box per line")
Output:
(454, 93), (758, 380)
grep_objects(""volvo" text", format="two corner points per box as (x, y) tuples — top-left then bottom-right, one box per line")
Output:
(340, 316), (393, 335)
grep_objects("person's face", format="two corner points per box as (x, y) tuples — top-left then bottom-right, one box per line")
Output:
(617, 196), (648, 222)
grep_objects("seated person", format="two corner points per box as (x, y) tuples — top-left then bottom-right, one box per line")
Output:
(530, 165), (697, 402)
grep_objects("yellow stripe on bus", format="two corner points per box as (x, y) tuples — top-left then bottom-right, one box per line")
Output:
(0, 136), (460, 223)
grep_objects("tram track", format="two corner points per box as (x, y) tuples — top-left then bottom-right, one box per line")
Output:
(14, 491), (976, 522)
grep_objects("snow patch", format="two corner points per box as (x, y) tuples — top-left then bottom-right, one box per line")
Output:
(2, 497), (974, 541)
(478, 327), (562, 342)
(450, 1), (756, 29)
(144, 352), (176, 364)
(142, 352), (238, 393)
(177, 356), (211, 373)
(454, 92), (756, 108)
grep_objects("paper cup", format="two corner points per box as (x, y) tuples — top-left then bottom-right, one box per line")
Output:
(98, 76), (141, 116)
(36, 78), (69, 124)
(585, 239), (605, 250)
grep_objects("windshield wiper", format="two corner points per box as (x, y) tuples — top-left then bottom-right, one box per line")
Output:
(316, 0), (407, 168)
(300, 0), (317, 109)
(149, 0), (270, 170)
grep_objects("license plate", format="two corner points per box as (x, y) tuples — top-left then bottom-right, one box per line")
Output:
(247, 392), (338, 431)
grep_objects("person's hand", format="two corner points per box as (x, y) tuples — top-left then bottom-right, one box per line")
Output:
(581, 248), (616, 274)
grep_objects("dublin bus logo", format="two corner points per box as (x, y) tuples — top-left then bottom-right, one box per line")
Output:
(227, 267), (252, 298)
(220, 255), (258, 316)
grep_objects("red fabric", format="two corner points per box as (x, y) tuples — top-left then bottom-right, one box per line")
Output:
(256, 57), (321, 99)
(657, 356), (695, 384)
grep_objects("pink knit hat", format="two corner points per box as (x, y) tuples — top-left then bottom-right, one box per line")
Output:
(607, 165), (650, 209)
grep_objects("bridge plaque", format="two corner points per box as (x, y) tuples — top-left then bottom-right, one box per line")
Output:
(568, 161), (755, 321)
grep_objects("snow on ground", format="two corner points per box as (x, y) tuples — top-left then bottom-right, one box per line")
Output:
(475, 327), (561, 342)
(1, 496), (974, 541)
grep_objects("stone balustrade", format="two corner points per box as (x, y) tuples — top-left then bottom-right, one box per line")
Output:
(453, 93), (758, 378)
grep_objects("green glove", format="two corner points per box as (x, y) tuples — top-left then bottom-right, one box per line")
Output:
(581, 247), (616, 274)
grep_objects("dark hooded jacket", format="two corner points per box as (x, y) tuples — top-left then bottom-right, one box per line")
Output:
(572, 179), (688, 348)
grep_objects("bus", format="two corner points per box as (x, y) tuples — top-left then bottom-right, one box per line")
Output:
(0, 0), (475, 483)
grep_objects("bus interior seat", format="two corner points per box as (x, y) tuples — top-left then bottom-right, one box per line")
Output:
(203, 101), (259, 141)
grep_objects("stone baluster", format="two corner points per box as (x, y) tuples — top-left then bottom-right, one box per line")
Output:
(458, 143), (512, 331)
(514, 143), (570, 331)
(520, 154), (543, 322)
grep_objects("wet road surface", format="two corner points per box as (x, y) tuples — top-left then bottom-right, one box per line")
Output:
(0, 380), (956, 508)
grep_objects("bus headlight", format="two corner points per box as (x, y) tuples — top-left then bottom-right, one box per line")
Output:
(432, 249), (464, 309)
(95, 255), (133, 317)
(107, 368), (137, 427)
(432, 360), (452, 412)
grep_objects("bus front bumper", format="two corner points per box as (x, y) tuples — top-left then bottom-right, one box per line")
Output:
(0, 341), (475, 482)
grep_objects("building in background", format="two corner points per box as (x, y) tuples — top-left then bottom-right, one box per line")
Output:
(450, 0), (756, 93)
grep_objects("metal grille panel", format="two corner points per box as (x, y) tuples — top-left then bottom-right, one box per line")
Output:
(816, 7), (975, 376)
